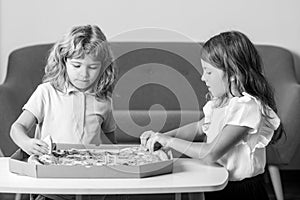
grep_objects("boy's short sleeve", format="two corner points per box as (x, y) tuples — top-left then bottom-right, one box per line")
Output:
(23, 85), (45, 123)
(101, 98), (116, 133)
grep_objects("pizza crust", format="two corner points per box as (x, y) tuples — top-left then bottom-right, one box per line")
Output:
(38, 154), (58, 165)
(153, 150), (169, 161)
(27, 155), (43, 165)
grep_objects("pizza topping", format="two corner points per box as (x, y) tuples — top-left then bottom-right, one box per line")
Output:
(29, 146), (171, 166)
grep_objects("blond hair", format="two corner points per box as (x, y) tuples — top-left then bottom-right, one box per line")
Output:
(43, 25), (116, 98)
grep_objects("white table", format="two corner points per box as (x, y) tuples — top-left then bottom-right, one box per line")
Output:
(0, 157), (228, 199)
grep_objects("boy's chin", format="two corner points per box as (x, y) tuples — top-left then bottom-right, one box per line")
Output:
(73, 83), (93, 91)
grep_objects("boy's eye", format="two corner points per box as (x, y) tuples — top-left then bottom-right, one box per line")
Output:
(70, 62), (81, 68)
(89, 65), (100, 70)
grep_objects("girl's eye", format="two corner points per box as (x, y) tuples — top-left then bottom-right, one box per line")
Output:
(206, 71), (212, 75)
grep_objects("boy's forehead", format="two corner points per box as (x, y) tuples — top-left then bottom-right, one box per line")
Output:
(70, 54), (101, 63)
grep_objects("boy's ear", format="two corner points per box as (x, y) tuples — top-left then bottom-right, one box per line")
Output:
(99, 63), (111, 77)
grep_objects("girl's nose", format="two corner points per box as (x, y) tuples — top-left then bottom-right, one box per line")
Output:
(201, 73), (206, 82)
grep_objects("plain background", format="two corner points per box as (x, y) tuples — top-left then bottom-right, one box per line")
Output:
(0, 0), (300, 84)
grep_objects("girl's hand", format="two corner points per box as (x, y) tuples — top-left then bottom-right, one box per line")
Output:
(146, 132), (172, 152)
(21, 138), (49, 155)
(140, 130), (156, 147)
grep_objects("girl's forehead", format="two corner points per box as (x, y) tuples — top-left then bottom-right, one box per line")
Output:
(201, 59), (215, 69)
(201, 59), (226, 77)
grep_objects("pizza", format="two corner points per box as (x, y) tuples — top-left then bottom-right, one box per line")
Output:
(27, 146), (171, 166)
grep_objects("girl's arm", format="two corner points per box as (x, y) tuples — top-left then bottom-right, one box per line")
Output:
(10, 110), (48, 155)
(164, 118), (205, 141)
(141, 118), (205, 146)
(150, 124), (249, 163)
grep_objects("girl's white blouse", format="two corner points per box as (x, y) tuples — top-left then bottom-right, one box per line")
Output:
(201, 92), (280, 181)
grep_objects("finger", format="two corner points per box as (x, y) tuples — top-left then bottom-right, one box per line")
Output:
(140, 136), (148, 146)
(33, 150), (43, 156)
(143, 130), (155, 137)
(145, 137), (150, 150)
(140, 131), (153, 146)
(35, 139), (48, 148)
(140, 131), (151, 139)
(30, 148), (42, 156)
(37, 143), (49, 154)
(145, 137), (153, 151)
(35, 140), (50, 153)
(34, 144), (48, 155)
(149, 136), (159, 153)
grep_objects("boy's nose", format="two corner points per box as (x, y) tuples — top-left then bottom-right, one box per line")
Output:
(80, 67), (89, 78)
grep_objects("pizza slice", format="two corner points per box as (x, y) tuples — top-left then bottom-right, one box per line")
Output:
(43, 135), (53, 154)
(27, 154), (43, 165)
(37, 154), (59, 165)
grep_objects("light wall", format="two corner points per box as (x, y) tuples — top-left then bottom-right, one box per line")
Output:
(1, 0), (300, 83)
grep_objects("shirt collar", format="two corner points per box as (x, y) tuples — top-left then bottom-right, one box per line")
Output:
(65, 83), (97, 96)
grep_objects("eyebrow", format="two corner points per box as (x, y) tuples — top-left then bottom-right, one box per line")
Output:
(69, 60), (81, 64)
(69, 60), (101, 65)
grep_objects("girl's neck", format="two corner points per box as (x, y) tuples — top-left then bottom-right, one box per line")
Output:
(213, 91), (242, 108)
(213, 97), (230, 108)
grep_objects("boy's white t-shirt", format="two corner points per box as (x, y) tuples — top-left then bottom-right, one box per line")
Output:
(201, 92), (280, 181)
(23, 82), (116, 145)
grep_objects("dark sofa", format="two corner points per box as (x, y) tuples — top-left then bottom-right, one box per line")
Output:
(0, 42), (299, 200)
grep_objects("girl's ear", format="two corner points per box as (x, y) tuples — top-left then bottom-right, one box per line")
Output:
(230, 76), (235, 82)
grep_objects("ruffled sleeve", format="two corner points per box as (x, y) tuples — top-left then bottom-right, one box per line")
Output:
(225, 92), (280, 152)
(253, 106), (280, 150)
(225, 93), (261, 134)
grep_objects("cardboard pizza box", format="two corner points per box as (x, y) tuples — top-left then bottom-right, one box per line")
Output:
(9, 144), (173, 178)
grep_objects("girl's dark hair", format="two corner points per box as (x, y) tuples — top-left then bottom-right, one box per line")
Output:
(201, 31), (284, 143)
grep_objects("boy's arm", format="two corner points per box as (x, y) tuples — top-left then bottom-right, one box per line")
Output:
(10, 110), (48, 155)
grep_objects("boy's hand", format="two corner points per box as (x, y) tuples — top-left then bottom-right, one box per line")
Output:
(22, 138), (49, 155)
